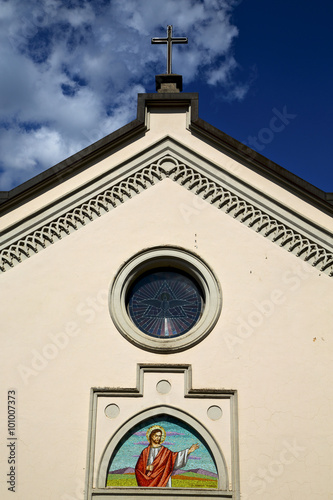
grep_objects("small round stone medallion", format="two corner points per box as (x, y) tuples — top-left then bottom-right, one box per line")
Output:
(207, 405), (223, 420)
(156, 380), (171, 394)
(105, 404), (120, 419)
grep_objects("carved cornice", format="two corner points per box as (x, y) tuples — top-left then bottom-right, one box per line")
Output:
(1, 155), (332, 275)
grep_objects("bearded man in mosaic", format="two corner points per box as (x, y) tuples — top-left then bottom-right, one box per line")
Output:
(135, 425), (199, 487)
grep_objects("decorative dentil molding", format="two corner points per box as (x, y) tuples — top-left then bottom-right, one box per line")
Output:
(1, 155), (332, 275)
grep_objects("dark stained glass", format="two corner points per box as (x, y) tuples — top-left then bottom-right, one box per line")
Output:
(127, 269), (203, 338)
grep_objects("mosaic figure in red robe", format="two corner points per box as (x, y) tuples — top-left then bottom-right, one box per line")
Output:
(135, 425), (199, 487)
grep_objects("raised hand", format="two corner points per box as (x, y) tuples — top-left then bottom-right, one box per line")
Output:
(188, 443), (200, 454)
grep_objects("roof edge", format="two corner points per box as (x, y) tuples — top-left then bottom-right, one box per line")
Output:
(0, 118), (147, 212)
(0, 92), (200, 212)
(0, 92), (332, 216)
(189, 117), (333, 214)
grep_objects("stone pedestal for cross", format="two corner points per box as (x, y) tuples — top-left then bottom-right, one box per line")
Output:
(151, 25), (188, 92)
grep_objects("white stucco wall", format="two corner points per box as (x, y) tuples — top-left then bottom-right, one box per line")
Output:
(1, 106), (332, 233)
(1, 178), (332, 499)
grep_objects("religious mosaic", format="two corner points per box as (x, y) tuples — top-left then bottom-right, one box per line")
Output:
(107, 416), (218, 488)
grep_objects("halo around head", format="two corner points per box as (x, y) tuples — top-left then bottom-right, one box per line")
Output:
(146, 425), (166, 443)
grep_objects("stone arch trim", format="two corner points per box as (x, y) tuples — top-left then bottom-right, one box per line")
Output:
(1, 154), (332, 275)
(97, 404), (229, 490)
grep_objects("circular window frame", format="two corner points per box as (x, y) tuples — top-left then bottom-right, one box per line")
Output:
(109, 247), (221, 353)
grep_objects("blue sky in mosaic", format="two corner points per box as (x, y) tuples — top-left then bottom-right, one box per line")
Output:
(109, 416), (218, 474)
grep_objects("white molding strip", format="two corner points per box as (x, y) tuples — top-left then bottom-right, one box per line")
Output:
(1, 155), (332, 275)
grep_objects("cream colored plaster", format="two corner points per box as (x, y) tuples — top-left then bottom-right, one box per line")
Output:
(1, 180), (332, 499)
(148, 106), (189, 135)
(1, 105), (331, 234)
(0, 110), (188, 230)
(147, 108), (333, 229)
(168, 130), (333, 230)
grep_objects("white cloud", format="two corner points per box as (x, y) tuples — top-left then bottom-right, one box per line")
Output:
(0, 0), (250, 191)
(207, 56), (238, 85)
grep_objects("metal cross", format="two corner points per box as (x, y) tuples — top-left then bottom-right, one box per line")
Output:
(151, 25), (188, 74)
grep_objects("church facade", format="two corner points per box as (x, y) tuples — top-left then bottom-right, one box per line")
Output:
(1, 86), (332, 500)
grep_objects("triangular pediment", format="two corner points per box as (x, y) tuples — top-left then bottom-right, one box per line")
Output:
(1, 137), (332, 275)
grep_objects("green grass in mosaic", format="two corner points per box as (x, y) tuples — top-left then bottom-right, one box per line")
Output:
(107, 474), (137, 487)
(107, 472), (217, 489)
(172, 473), (217, 488)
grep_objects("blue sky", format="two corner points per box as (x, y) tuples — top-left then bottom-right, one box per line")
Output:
(0, 0), (332, 192)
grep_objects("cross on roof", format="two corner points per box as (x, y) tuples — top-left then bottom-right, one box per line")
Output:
(151, 25), (188, 74)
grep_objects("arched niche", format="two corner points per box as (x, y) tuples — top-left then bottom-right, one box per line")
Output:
(97, 405), (228, 490)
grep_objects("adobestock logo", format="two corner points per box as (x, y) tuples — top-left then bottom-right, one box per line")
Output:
(8, 6), (51, 50)
(242, 439), (306, 498)
(224, 261), (317, 353)
(17, 289), (109, 385)
(243, 106), (297, 152)
(224, 288), (286, 352)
